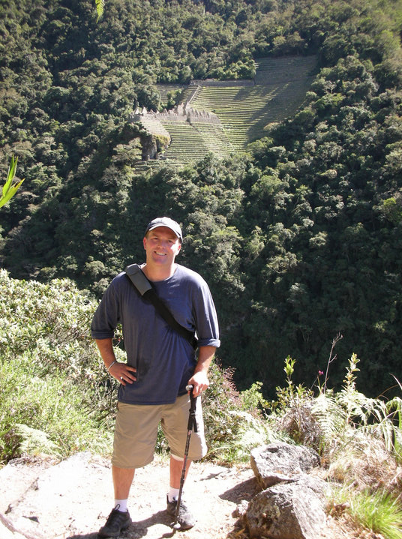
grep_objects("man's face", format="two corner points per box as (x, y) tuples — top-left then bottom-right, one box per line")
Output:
(143, 226), (181, 267)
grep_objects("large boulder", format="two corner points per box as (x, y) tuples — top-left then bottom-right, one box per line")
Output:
(245, 474), (327, 539)
(245, 443), (327, 539)
(250, 442), (320, 489)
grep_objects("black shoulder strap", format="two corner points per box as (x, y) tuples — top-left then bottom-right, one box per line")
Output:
(125, 264), (198, 350)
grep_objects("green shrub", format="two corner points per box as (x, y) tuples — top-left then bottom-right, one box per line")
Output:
(0, 352), (113, 462)
(202, 361), (281, 463)
(0, 270), (117, 463)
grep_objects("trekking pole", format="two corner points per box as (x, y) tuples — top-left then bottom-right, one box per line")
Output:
(171, 384), (198, 530)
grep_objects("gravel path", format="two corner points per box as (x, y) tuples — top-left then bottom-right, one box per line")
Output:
(0, 452), (367, 539)
(0, 452), (258, 539)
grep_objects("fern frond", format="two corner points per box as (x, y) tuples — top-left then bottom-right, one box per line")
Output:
(15, 423), (61, 457)
(95, 0), (104, 20)
(337, 389), (373, 425)
(312, 392), (347, 453)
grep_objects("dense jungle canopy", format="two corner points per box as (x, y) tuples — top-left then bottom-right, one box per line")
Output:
(1, 0), (402, 398)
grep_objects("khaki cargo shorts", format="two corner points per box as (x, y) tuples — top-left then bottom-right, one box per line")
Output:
(112, 393), (208, 469)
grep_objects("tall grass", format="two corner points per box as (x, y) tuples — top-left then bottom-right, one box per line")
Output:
(333, 488), (402, 539)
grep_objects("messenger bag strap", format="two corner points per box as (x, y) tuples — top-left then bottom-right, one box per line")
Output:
(125, 264), (198, 350)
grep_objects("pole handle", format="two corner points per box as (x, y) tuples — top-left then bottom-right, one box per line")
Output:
(185, 385), (198, 432)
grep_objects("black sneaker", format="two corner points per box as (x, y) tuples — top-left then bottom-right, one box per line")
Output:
(98, 505), (132, 538)
(166, 495), (196, 530)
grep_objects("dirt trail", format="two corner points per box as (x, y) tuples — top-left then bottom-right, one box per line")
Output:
(0, 452), (365, 539)
(0, 452), (258, 539)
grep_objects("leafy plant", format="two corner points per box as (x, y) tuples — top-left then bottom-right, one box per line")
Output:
(0, 157), (24, 209)
(275, 356), (313, 409)
(240, 381), (269, 414)
(0, 270), (115, 463)
(202, 362), (277, 463)
(0, 350), (113, 462)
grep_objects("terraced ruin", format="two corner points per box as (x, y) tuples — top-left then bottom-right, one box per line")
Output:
(135, 55), (317, 170)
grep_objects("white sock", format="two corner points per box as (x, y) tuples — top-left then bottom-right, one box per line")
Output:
(114, 499), (128, 512)
(168, 487), (180, 502)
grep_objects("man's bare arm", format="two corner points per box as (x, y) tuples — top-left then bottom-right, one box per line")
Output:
(188, 345), (216, 397)
(95, 338), (136, 386)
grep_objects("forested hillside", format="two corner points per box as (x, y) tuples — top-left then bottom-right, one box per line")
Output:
(1, 0), (402, 398)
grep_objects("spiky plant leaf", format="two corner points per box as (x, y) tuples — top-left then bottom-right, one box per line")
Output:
(0, 156), (24, 208)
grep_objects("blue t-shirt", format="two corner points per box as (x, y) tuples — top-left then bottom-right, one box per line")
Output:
(91, 264), (220, 405)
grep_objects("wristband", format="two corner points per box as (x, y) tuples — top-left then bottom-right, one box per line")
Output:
(107, 360), (117, 372)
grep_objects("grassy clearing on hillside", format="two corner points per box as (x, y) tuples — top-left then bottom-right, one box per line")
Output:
(157, 121), (211, 165)
(157, 119), (234, 166)
(192, 56), (317, 150)
(192, 84), (280, 149)
(140, 55), (317, 169)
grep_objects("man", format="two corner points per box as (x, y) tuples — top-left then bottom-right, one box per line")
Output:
(91, 217), (220, 538)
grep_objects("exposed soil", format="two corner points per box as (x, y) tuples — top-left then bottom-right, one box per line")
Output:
(0, 452), (378, 539)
